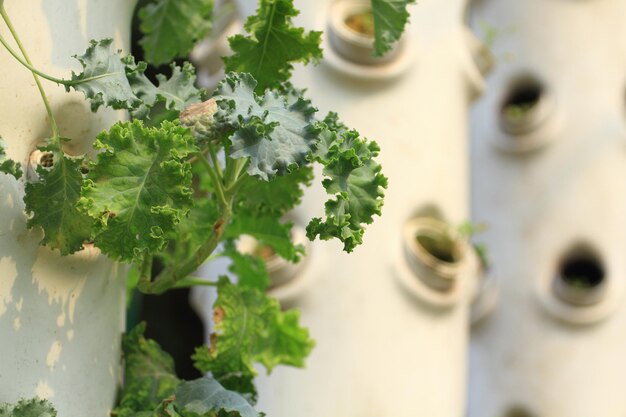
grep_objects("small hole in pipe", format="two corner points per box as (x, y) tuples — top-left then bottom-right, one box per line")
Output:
(500, 77), (547, 135)
(553, 246), (607, 306)
(39, 152), (54, 168)
(560, 256), (604, 289)
(416, 233), (459, 264)
(504, 406), (536, 417)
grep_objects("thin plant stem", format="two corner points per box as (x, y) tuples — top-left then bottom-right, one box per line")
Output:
(0, 6), (63, 139)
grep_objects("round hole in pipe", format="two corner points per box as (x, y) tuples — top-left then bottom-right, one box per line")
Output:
(499, 76), (550, 136)
(327, 0), (406, 66)
(503, 405), (537, 417)
(553, 245), (607, 306)
(403, 217), (467, 292)
(237, 222), (310, 290)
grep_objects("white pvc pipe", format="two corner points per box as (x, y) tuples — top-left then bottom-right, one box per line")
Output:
(469, 0), (626, 416)
(0, 1), (136, 415)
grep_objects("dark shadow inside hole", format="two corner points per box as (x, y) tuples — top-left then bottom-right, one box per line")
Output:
(502, 81), (542, 118)
(504, 406), (536, 417)
(559, 255), (604, 289)
(416, 233), (458, 263)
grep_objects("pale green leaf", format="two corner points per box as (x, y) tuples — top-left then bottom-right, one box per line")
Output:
(79, 120), (197, 261)
(24, 144), (93, 255)
(68, 39), (140, 112)
(371, 0), (415, 56)
(193, 278), (314, 397)
(138, 0), (214, 66)
(173, 376), (259, 417)
(224, 0), (322, 92)
(214, 73), (319, 180)
(124, 58), (205, 120)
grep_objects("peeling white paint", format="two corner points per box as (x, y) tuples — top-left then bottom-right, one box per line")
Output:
(46, 340), (62, 370)
(35, 381), (55, 399)
(66, 329), (74, 341)
(32, 248), (87, 324)
(57, 312), (65, 327)
(0, 256), (17, 317)
(15, 296), (23, 312)
(13, 317), (20, 331)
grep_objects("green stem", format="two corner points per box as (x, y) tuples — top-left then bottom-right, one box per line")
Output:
(138, 252), (153, 287)
(0, 6), (62, 139)
(172, 277), (219, 289)
(225, 171), (248, 194)
(138, 203), (232, 294)
(207, 142), (223, 178)
(199, 154), (227, 207)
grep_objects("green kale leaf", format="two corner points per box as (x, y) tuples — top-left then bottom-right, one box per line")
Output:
(138, 0), (214, 66)
(24, 143), (93, 255)
(224, 0), (322, 92)
(307, 117), (388, 252)
(0, 398), (57, 417)
(173, 377), (259, 417)
(235, 166), (313, 215)
(371, 0), (415, 56)
(223, 240), (271, 291)
(124, 58), (205, 120)
(214, 73), (319, 181)
(114, 323), (181, 414)
(226, 210), (302, 263)
(68, 39), (140, 112)
(79, 120), (197, 261)
(193, 278), (314, 399)
(0, 136), (21, 179)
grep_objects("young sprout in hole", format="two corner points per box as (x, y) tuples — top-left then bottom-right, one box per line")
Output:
(344, 9), (375, 38)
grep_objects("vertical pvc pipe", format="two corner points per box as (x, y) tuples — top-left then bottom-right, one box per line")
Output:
(0, 1), (136, 415)
(248, 0), (485, 415)
(469, 1), (626, 416)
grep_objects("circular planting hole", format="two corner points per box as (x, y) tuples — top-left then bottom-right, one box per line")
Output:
(416, 233), (458, 264)
(553, 247), (607, 306)
(344, 9), (374, 38)
(504, 406), (536, 417)
(500, 77), (548, 135)
(39, 152), (54, 168)
(560, 257), (604, 289)
(253, 244), (276, 262)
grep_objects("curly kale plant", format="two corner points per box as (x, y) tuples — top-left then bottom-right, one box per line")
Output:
(0, 0), (416, 414)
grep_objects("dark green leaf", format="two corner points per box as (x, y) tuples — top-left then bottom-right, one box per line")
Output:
(224, 0), (322, 92)
(138, 0), (214, 66)
(0, 136), (22, 179)
(24, 143), (93, 255)
(79, 120), (197, 261)
(0, 398), (57, 417)
(226, 211), (302, 262)
(236, 166), (313, 215)
(371, 0), (415, 56)
(223, 240), (270, 291)
(116, 323), (181, 413)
